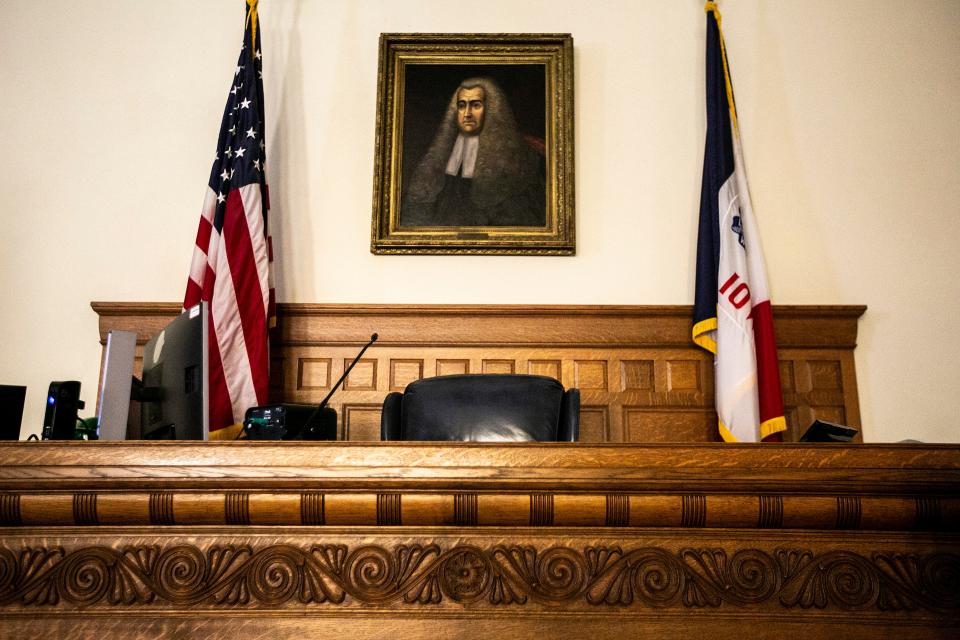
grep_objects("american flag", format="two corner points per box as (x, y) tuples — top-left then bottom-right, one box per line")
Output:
(184, 0), (275, 433)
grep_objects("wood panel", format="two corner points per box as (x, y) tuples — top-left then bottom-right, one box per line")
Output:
(0, 442), (957, 639)
(92, 303), (866, 442)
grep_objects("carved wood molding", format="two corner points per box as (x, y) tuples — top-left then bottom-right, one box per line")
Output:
(1, 444), (956, 635)
(1, 490), (956, 531)
(0, 542), (956, 614)
(91, 302), (866, 348)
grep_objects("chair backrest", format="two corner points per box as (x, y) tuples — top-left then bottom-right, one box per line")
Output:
(380, 374), (579, 442)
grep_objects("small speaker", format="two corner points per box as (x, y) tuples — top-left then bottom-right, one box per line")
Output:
(42, 381), (85, 440)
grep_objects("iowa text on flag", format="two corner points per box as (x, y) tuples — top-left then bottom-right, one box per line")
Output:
(693, 2), (786, 443)
(184, 0), (276, 433)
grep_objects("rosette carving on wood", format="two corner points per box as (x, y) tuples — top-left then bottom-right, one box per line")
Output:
(0, 544), (956, 613)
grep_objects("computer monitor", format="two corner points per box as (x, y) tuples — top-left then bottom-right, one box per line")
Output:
(140, 303), (209, 440)
(96, 330), (137, 440)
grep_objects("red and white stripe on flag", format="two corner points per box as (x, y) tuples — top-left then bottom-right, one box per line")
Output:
(185, 183), (274, 432)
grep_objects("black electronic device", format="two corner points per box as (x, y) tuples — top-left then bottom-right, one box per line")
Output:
(244, 333), (378, 440)
(140, 303), (209, 440)
(42, 381), (85, 440)
(243, 403), (331, 440)
(124, 377), (148, 440)
(800, 419), (859, 443)
(0, 385), (27, 440)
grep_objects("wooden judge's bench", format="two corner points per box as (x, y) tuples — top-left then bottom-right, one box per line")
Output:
(0, 304), (956, 639)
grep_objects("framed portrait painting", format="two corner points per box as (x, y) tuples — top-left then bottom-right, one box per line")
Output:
(370, 34), (575, 255)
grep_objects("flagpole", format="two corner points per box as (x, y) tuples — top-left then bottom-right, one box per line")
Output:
(246, 0), (258, 54)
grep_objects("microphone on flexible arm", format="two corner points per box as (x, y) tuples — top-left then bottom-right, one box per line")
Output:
(298, 333), (378, 440)
(242, 333), (379, 440)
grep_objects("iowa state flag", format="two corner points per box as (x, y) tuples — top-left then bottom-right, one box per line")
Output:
(693, 2), (786, 443)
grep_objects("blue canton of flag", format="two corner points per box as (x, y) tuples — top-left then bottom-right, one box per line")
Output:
(207, 31), (267, 223)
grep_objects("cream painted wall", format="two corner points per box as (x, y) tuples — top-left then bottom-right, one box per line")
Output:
(1, 0), (957, 442)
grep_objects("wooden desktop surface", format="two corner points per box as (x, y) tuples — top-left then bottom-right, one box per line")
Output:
(0, 441), (957, 638)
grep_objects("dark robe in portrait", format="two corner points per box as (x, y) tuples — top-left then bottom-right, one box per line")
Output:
(403, 146), (545, 227)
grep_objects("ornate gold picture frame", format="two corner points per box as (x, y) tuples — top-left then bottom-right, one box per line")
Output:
(371, 34), (575, 255)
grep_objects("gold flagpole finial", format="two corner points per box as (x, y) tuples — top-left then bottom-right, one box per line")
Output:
(705, 1), (721, 26)
(246, 0), (259, 54)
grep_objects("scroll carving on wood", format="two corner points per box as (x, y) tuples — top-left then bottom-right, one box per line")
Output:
(0, 544), (956, 613)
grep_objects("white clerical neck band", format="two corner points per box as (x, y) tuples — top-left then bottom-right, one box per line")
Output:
(445, 134), (479, 178)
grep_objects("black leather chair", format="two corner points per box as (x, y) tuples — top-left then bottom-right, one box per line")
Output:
(380, 374), (579, 442)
